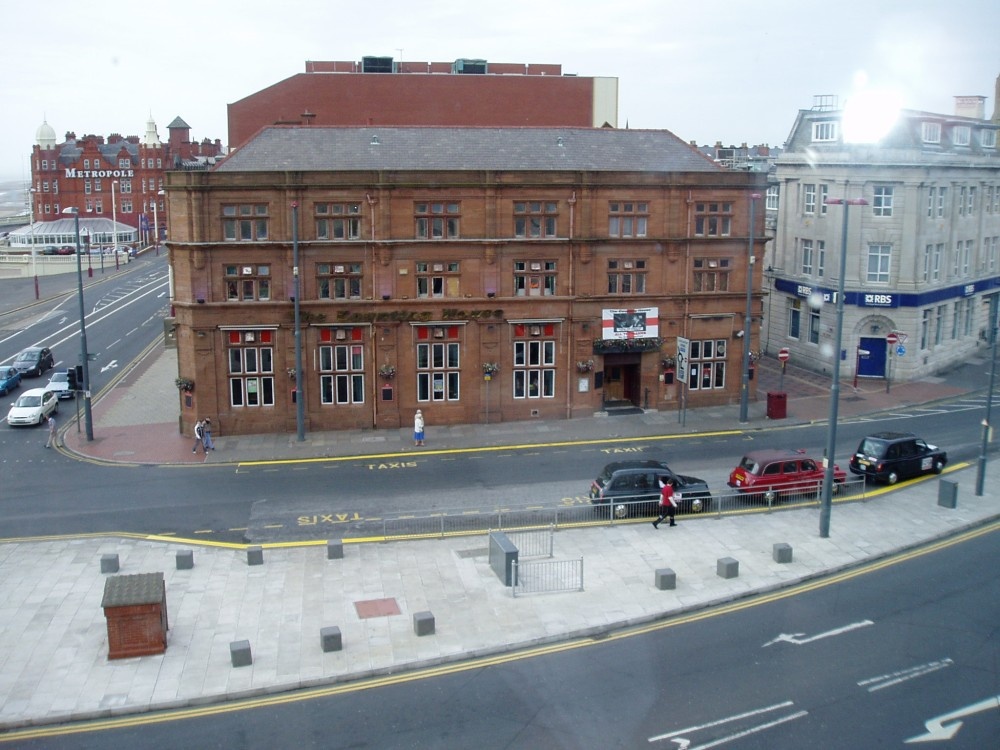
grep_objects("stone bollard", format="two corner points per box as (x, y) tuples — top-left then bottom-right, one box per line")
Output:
(413, 611), (435, 636)
(716, 557), (739, 579)
(326, 540), (344, 560)
(230, 640), (252, 667)
(100, 554), (120, 574)
(320, 626), (343, 652)
(772, 543), (793, 564)
(654, 568), (677, 590)
(247, 546), (264, 566)
(176, 549), (194, 570)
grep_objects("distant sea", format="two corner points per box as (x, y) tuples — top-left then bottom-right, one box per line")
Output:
(0, 179), (29, 219)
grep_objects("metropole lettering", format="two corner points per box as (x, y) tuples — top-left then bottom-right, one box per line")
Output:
(64, 168), (136, 179)
(335, 308), (504, 324)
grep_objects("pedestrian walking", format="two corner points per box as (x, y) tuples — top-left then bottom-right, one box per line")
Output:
(202, 417), (215, 451)
(192, 419), (204, 454)
(413, 409), (425, 446)
(45, 414), (57, 448)
(652, 477), (677, 528)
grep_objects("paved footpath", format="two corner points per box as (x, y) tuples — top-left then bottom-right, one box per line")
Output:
(1, 268), (998, 734)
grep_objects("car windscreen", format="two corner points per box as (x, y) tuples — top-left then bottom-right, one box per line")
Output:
(738, 456), (759, 473)
(14, 352), (35, 362)
(858, 439), (887, 457)
(16, 396), (41, 407)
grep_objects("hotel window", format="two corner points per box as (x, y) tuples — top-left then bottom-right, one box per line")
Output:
(41, 160), (48, 170)
(512, 323), (556, 399)
(923, 245), (932, 282)
(157, 158), (162, 169)
(85, 200), (94, 213)
(84, 159), (90, 170)
(819, 184), (829, 215)
(817, 240), (826, 277)
(416, 262), (460, 298)
(84, 180), (92, 195)
(316, 203), (362, 240)
(811, 121), (838, 142)
(952, 126), (971, 146)
(514, 260), (557, 296)
(227, 329), (275, 407)
(765, 185), (779, 211)
(514, 201), (558, 238)
(318, 328), (365, 405)
(317, 263), (363, 300)
(223, 204), (269, 241)
(694, 203), (732, 236)
(922, 122), (941, 144)
(608, 202), (648, 238)
(94, 201), (103, 215)
(53, 180), (58, 194)
(963, 240), (973, 277)
(42, 181), (49, 193)
(804, 184), (816, 215)
(866, 244), (891, 284)
(416, 326), (461, 402)
(121, 180), (132, 194)
(968, 187), (976, 215)
(685, 339), (726, 392)
(119, 158), (130, 169)
(982, 130), (997, 149)
(927, 187), (936, 218)
(415, 202), (460, 239)
(225, 264), (271, 301)
(872, 186), (893, 217)
(952, 241), (961, 277)
(122, 199), (133, 213)
(692, 257), (730, 292)
(801, 239), (814, 275)
(937, 187), (947, 218)
(607, 259), (646, 294)
(788, 300), (801, 340)
(95, 179), (103, 193)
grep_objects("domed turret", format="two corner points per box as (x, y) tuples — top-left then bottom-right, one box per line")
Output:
(35, 119), (56, 149)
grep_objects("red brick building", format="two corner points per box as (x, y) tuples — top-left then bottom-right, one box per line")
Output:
(166, 126), (766, 436)
(227, 57), (618, 151)
(29, 116), (225, 244)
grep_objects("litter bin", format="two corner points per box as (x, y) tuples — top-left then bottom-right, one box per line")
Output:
(766, 392), (787, 420)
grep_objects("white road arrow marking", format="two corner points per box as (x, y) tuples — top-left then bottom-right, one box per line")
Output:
(858, 658), (953, 692)
(100, 359), (118, 373)
(649, 701), (794, 744)
(905, 695), (1000, 743)
(670, 739), (690, 749)
(763, 619), (873, 647)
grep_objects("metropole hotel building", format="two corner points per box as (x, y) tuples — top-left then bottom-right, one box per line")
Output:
(166, 126), (766, 435)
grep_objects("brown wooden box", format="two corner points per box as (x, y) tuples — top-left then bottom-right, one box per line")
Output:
(102, 572), (168, 660)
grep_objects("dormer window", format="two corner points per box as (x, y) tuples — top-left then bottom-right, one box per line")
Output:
(922, 122), (941, 144)
(952, 126), (971, 147)
(811, 121), (838, 142)
(982, 129), (997, 149)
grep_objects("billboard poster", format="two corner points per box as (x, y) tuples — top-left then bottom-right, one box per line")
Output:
(602, 307), (659, 340)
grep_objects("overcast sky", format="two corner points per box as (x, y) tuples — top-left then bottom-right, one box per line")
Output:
(4, 0), (998, 184)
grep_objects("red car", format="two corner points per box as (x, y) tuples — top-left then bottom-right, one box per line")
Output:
(728, 449), (846, 499)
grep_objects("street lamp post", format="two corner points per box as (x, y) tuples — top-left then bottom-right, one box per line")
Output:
(28, 187), (39, 299)
(63, 207), (94, 441)
(739, 193), (761, 423)
(152, 194), (159, 254)
(291, 202), (305, 441)
(976, 302), (998, 495)
(819, 196), (867, 537)
(111, 180), (119, 270)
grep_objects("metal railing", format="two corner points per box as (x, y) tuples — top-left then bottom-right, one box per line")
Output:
(505, 525), (554, 559)
(512, 557), (584, 597)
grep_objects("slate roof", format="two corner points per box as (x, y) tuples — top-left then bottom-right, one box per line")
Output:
(214, 127), (724, 174)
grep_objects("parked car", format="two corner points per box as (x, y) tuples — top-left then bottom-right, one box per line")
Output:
(849, 432), (947, 484)
(728, 449), (846, 499)
(12, 347), (54, 377)
(0, 366), (22, 396)
(590, 460), (712, 518)
(6, 388), (58, 426)
(46, 370), (75, 399)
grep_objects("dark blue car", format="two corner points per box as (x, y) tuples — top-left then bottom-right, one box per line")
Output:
(0, 366), (22, 396)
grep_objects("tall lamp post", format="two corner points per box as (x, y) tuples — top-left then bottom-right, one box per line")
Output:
(291, 202), (305, 441)
(739, 192), (761, 423)
(111, 180), (119, 270)
(63, 207), (94, 441)
(819, 196), (867, 537)
(152, 192), (160, 254)
(28, 187), (40, 299)
(976, 300), (998, 495)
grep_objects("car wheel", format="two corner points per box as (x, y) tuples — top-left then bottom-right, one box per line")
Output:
(613, 503), (628, 519)
(831, 482), (841, 495)
(687, 496), (710, 513)
(932, 459), (945, 474)
(886, 471), (899, 485)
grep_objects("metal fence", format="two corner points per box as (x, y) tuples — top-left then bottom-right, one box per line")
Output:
(505, 525), (555, 559)
(365, 476), (868, 540)
(512, 557), (584, 597)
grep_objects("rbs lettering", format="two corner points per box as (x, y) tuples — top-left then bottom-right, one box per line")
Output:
(865, 294), (893, 306)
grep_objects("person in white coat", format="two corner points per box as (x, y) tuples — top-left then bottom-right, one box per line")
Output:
(413, 409), (425, 446)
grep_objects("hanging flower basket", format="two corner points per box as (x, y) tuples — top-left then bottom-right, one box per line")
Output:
(378, 364), (396, 380)
(174, 377), (195, 393)
(576, 359), (595, 373)
(660, 355), (676, 370)
(286, 367), (297, 379)
(592, 337), (663, 354)
(748, 349), (763, 365)
(482, 362), (500, 376)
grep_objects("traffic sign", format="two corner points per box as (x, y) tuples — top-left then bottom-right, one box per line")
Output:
(777, 347), (790, 362)
(886, 332), (898, 346)
(897, 345), (906, 356)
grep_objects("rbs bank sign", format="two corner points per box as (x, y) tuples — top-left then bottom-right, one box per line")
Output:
(861, 293), (896, 307)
